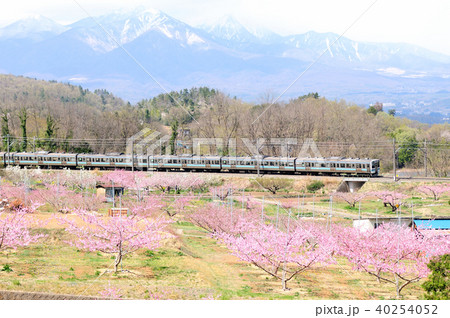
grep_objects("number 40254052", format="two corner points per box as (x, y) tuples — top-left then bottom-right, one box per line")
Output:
(375, 305), (438, 315)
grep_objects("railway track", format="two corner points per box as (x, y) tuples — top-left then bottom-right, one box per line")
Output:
(3, 167), (446, 183)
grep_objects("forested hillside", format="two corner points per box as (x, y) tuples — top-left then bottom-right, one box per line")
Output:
(0, 74), (448, 176)
(0, 74), (143, 152)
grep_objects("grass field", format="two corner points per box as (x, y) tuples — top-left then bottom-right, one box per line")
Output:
(0, 212), (428, 300)
(1, 172), (448, 300)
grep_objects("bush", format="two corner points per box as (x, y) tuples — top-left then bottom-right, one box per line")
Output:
(1, 264), (13, 272)
(422, 254), (449, 300)
(307, 180), (324, 193)
(253, 178), (293, 194)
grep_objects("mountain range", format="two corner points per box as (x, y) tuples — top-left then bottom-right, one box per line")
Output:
(0, 7), (449, 123)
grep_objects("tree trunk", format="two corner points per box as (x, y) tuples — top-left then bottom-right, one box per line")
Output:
(114, 251), (122, 273)
(281, 267), (288, 291)
(395, 274), (401, 298)
(282, 277), (287, 291)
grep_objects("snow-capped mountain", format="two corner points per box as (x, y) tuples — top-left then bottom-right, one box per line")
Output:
(200, 15), (259, 43)
(66, 7), (209, 53)
(0, 8), (448, 122)
(0, 15), (67, 42)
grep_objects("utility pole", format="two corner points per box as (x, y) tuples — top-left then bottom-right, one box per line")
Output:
(393, 138), (397, 182)
(7, 135), (10, 166)
(424, 140), (427, 177)
(131, 141), (135, 172)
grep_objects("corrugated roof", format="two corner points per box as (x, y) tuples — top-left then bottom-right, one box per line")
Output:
(414, 219), (450, 230)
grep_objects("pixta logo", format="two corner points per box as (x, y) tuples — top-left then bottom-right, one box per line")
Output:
(127, 128), (322, 158)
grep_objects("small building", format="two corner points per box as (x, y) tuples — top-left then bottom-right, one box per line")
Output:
(353, 217), (414, 232)
(96, 183), (125, 202)
(353, 217), (450, 234)
(413, 218), (450, 236)
(413, 219), (450, 230)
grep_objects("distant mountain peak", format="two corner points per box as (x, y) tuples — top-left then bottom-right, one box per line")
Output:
(200, 15), (258, 44)
(0, 15), (67, 40)
(68, 7), (208, 53)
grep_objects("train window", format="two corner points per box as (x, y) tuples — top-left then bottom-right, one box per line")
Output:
(321, 163), (326, 167)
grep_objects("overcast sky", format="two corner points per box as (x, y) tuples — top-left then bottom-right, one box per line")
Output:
(1, 0), (449, 55)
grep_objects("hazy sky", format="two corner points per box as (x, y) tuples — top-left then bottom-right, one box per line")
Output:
(1, 0), (449, 55)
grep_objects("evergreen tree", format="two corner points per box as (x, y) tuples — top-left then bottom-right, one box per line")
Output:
(1, 111), (10, 151)
(44, 115), (58, 151)
(422, 254), (449, 300)
(169, 120), (179, 155)
(18, 108), (28, 152)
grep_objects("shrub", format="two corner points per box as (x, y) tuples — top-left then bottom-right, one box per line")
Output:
(422, 254), (450, 300)
(1, 264), (12, 272)
(253, 178), (293, 194)
(307, 180), (324, 193)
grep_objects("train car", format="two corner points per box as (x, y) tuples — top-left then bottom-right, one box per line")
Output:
(33, 152), (77, 168)
(0, 150), (381, 177)
(259, 157), (296, 174)
(13, 152), (39, 167)
(157, 155), (222, 172)
(0, 152), (8, 166)
(221, 157), (256, 173)
(106, 154), (132, 169)
(135, 155), (149, 170)
(369, 159), (380, 176)
(77, 154), (110, 169)
(294, 157), (378, 176)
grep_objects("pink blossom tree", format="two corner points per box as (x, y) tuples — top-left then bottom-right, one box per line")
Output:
(335, 223), (450, 297)
(161, 195), (193, 217)
(0, 209), (45, 251)
(371, 191), (408, 212)
(59, 210), (171, 272)
(211, 183), (238, 201)
(417, 184), (450, 201)
(217, 220), (336, 290)
(123, 194), (164, 217)
(34, 184), (81, 213)
(0, 184), (42, 213)
(188, 202), (258, 235)
(332, 192), (366, 208)
(148, 173), (206, 194)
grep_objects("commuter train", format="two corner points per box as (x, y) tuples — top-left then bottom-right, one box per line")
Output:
(0, 152), (380, 177)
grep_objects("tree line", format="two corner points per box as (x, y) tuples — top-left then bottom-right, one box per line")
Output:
(0, 74), (448, 176)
